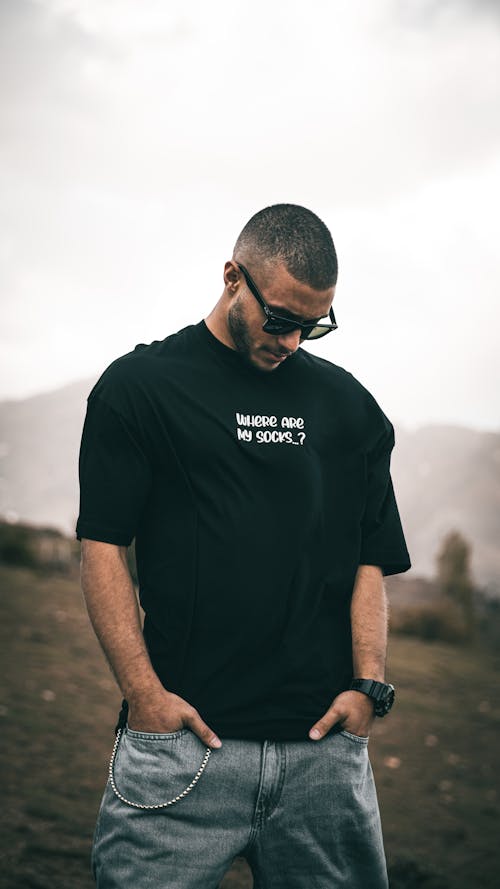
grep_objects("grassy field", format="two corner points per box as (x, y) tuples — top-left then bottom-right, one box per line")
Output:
(0, 563), (499, 889)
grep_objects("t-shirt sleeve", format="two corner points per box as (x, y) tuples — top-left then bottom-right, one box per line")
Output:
(359, 419), (411, 576)
(76, 393), (152, 546)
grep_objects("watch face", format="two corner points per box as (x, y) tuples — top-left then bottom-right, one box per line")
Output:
(375, 685), (395, 717)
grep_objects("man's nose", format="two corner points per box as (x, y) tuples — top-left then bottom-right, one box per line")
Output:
(276, 329), (302, 353)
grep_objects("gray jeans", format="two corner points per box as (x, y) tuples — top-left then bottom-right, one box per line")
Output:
(92, 725), (388, 888)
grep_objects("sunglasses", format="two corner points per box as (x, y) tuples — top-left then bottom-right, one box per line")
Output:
(236, 263), (338, 341)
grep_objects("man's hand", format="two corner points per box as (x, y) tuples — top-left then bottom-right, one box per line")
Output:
(128, 686), (222, 748)
(308, 690), (375, 741)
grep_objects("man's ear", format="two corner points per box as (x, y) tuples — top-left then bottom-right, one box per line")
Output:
(223, 260), (240, 296)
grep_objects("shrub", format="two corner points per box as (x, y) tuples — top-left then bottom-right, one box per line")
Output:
(0, 523), (37, 568)
(391, 602), (469, 643)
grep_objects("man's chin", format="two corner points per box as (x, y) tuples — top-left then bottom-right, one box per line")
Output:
(237, 348), (280, 373)
(250, 353), (283, 372)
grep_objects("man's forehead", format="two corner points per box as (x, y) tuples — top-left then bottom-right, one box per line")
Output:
(237, 256), (335, 319)
(265, 280), (335, 321)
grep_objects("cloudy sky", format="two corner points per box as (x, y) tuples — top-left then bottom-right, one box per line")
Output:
(1, 0), (499, 430)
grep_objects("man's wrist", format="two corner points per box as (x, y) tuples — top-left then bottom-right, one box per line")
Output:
(123, 675), (167, 704)
(350, 678), (395, 717)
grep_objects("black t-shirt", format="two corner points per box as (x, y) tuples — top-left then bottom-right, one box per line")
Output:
(77, 320), (410, 740)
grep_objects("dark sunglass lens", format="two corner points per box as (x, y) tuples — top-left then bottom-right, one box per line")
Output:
(300, 325), (316, 340)
(264, 318), (298, 336)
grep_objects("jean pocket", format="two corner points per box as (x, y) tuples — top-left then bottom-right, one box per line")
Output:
(125, 724), (190, 741)
(110, 726), (211, 809)
(339, 729), (369, 745)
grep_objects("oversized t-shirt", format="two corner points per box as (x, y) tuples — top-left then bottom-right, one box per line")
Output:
(77, 320), (411, 740)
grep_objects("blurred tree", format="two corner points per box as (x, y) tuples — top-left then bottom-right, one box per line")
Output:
(0, 522), (35, 567)
(436, 530), (476, 639)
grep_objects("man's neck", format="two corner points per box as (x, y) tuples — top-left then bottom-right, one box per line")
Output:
(204, 303), (236, 351)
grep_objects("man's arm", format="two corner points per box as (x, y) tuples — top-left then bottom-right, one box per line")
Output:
(308, 564), (387, 740)
(80, 539), (222, 747)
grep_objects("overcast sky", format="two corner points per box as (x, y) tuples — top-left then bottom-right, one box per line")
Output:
(1, 0), (499, 430)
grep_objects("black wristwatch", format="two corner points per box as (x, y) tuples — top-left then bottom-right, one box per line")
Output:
(350, 679), (395, 717)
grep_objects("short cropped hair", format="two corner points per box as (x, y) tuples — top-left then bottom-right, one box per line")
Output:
(233, 204), (338, 289)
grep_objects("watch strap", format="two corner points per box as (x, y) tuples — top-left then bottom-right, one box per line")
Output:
(350, 679), (390, 702)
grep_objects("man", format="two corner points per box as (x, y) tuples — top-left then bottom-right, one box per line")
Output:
(77, 204), (411, 889)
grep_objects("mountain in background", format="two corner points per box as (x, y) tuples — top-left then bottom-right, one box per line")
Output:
(1, 379), (499, 591)
(0, 378), (95, 537)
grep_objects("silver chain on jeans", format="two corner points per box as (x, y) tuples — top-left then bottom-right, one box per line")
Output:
(108, 728), (212, 810)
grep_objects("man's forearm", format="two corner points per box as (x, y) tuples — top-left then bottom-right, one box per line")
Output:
(79, 539), (221, 745)
(80, 539), (164, 701)
(308, 564), (387, 740)
(351, 564), (388, 680)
